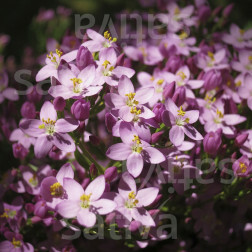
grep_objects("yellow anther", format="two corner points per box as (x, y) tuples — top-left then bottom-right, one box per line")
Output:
(150, 76), (155, 81)
(56, 49), (63, 57)
(249, 55), (252, 63)
(227, 80), (231, 86)
(102, 60), (111, 69)
(157, 79), (164, 85)
(139, 47), (147, 57)
(28, 175), (38, 187)
(50, 182), (63, 196)
(80, 193), (92, 202)
(174, 7), (180, 15)
(109, 66), (114, 71)
(177, 71), (187, 80)
(179, 31), (188, 40)
(39, 124), (45, 129)
(133, 135), (142, 145)
(130, 106), (141, 115)
(41, 118), (56, 125)
(208, 51), (215, 61)
(12, 238), (21, 248)
(125, 92), (136, 100)
(128, 191), (136, 199)
(104, 31), (117, 43)
(184, 118), (190, 124)
(177, 106), (186, 116)
(216, 109), (224, 118)
(238, 162), (247, 173)
(70, 78), (82, 87)
(240, 29), (245, 35)
(235, 81), (242, 87)
(0, 212), (8, 218)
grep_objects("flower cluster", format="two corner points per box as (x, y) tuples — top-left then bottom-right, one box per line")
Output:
(1, 0), (252, 251)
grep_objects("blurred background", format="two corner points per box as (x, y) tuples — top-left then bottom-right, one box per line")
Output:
(0, 0), (252, 63)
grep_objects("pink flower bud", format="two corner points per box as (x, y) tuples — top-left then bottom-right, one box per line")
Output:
(163, 81), (176, 100)
(53, 96), (66, 111)
(235, 133), (249, 147)
(203, 131), (222, 156)
(12, 143), (28, 160)
(21, 101), (36, 119)
(71, 99), (90, 121)
(172, 86), (186, 107)
(105, 166), (118, 182)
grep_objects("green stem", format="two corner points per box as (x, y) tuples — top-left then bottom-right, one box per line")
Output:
(78, 142), (105, 174)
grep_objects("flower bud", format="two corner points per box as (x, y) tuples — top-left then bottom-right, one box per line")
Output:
(21, 101), (36, 119)
(76, 46), (95, 70)
(27, 86), (42, 103)
(223, 3), (234, 17)
(198, 5), (211, 22)
(53, 96), (66, 111)
(71, 99), (90, 121)
(203, 130), (222, 156)
(105, 112), (117, 132)
(235, 133), (249, 147)
(12, 143), (28, 160)
(129, 221), (142, 232)
(163, 81), (176, 100)
(89, 163), (97, 177)
(224, 98), (237, 114)
(187, 57), (198, 75)
(104, 166), (118, 182)
(203, 70), (222, 91)
(89, 135), (101, 146)
(165, 55), (182, 73)
(172, 86), (186, 107)
(34, 201), (47, 218)
(152, 103), (165, 123)
(151, 131), (164, 144)
(25, 203), (34, 214)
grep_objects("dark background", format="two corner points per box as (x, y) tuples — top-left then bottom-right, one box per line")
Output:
(0, 0), (252, 62)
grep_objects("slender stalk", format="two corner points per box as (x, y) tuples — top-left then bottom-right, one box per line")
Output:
(78, 142), (105, 174)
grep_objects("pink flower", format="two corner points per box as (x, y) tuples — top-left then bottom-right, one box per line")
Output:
(49, 64), (102, 99)
(222, 24), (252, 49)
(82, 29), (118, 52)
(56, 175), (116, 227)
(104, 75), (155, 122)
(231, 50), (252, 73)
(238, 74), (252, 110)
(20, 101), (79, 158)
(106, 122), (165, 177)
(0, 71), (18, 103)
(232, 155), (252, 177)
(36, 49), (77, 82)
(40, 163), (74, 209)
(94, 48), (135, 86)
(114, 172), (158, 227)
(162, 98), (203, 146)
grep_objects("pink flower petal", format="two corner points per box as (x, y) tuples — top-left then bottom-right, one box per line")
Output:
(85, 175), (105, 201)
(118, 75), (134, 97)
(56, 163), (74, 184)
(55, 118), (79, 133)
(56, 200), (80, 218)
(132, 208), (155, 227)
(136, 187), (159, 207)
(63, 178), (84, 200)
(53, 133), (76, 153)
(118, 172), (137, 199)
(40, 101), (57, 122)
(127, 152), (144, 178)
(169, 125), (184, 146)
(34, 135), (53, 158)
(106, 143), (132, 160)
(143, 147), (165, 164)
(91, 199), (116, 214)
(77, 209), (96, 227)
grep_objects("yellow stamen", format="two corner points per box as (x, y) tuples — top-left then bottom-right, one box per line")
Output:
(208, 51), (215, 61)
(177, 106), (186, 116)
(104, 31), (117, 43)
(249, 55), (252, 63)
(0, 212), (8, 218)
(157, 79), (164, 85)
(50, 182), (63, 196)
(102, 60), (111, 69)
(177, 71), (187, 80)
(174, 7), (180, 15)
(216, 109), (224, 118)
(238, 162), (247, 173)
(184, 118), (190, 124)
(235, 81), (242, 87)
(240, 29), (245, 35)
(179, 31), (188, 40)
(12, 238), (21, 248)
